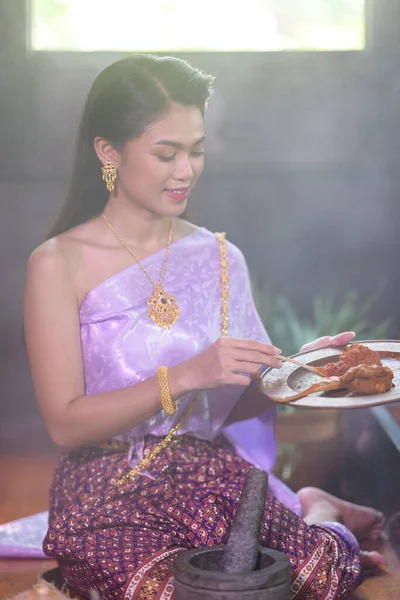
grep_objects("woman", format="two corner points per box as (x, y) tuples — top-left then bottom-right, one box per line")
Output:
(24, 54), (385, 600)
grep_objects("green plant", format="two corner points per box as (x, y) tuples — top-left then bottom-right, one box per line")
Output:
(252, 284), (392, 357)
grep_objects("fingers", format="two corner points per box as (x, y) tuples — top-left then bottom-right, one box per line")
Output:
(232, 354), (283, 370)
(300, 331), (356, 352)
(211, 338), (282, 389)
(330, 331), (356, 346)
(231, 362), (277, 379)
(221, 337), (281, 356)
(300, 336), (331, 352)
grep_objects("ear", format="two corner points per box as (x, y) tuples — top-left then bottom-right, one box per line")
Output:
(94, 137), (122, 167)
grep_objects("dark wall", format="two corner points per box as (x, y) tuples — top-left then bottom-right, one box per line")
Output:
(1, 0), (400, 436)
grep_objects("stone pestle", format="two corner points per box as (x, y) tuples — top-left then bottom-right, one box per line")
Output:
(173, 467), (292, 599)
(221, 467), (268, 573)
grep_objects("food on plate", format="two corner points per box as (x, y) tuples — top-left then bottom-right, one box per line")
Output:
(322, 343), (382, 377)
(338, 363), (393, 395)
(267, 353), (394, 404)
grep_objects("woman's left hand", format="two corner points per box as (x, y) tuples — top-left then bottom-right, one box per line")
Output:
(299, 331), (355, 353)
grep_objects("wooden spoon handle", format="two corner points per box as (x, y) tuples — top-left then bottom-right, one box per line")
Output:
(275, 355), (326, 376)
(267, 378), (342, 404)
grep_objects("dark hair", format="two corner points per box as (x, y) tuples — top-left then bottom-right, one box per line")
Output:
(47, 54), (214, 238)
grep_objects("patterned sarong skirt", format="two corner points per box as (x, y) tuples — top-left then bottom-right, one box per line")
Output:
(43, 435), (363, 599)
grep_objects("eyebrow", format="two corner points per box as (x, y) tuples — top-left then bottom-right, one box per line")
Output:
(155, 135), (206, 150)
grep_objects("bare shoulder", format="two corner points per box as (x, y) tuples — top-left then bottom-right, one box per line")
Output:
(27, 237), (69, 281)
(27, 217), (101, 287)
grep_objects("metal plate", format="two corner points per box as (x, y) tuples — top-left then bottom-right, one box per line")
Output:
(260, 340), (400, 409)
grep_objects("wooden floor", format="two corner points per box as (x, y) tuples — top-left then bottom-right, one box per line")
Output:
(0, 450), (399, 599)
(0, 453), (57, 598)
(0, 455), (57, 524)
(0, 559), (57, 599)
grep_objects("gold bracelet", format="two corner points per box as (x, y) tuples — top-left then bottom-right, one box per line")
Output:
(157, 366), (177, 415)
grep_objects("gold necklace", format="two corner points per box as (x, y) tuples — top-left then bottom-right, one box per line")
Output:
(102, 213), (180, 329)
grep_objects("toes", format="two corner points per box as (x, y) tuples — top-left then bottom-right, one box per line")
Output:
(357, 510), (386, 540)
(370, 529), (382, 540)
(360, 550), (386, 571)
(369, 512), (385, 539)
(371, 521), (384, 535)
(376, 511), (385, 524)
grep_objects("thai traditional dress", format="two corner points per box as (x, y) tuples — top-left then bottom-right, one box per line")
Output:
(44, 227), (363, 599)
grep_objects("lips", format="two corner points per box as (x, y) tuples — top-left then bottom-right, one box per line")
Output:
(164, 187), (190, 201)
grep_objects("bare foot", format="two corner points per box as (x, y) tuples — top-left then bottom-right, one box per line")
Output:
(360, 550), (387, 572)
(298, 487), (385, 541)
(387, 511), (400, 551)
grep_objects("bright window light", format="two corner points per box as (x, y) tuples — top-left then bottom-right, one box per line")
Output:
(31, 0), (365, 52)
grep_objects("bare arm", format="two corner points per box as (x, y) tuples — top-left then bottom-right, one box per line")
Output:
(24, 244), (191, 450)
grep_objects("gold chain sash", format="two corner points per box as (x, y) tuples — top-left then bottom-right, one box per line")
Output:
(111, 232), (229, 487)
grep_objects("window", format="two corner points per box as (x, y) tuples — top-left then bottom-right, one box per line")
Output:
(31, 0), (365, 52)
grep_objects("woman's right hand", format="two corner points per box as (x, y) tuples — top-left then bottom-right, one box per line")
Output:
(171, 337), (283, 394)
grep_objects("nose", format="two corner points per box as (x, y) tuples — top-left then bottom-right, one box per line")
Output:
(174, 154), (194, 182)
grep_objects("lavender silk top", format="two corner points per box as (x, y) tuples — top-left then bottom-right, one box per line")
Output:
(79, 227), (300, 514)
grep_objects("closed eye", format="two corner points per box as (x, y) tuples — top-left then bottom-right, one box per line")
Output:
(158, 155), (175, 162)
(157, 150), (204, 162)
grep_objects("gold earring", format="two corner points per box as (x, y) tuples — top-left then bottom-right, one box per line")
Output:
(101, 161), (117, 193)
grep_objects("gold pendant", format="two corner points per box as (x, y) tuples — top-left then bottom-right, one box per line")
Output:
(147, 283), (180, 329)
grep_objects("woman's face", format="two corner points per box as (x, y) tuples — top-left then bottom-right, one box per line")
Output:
(116, 103), (205, 218)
